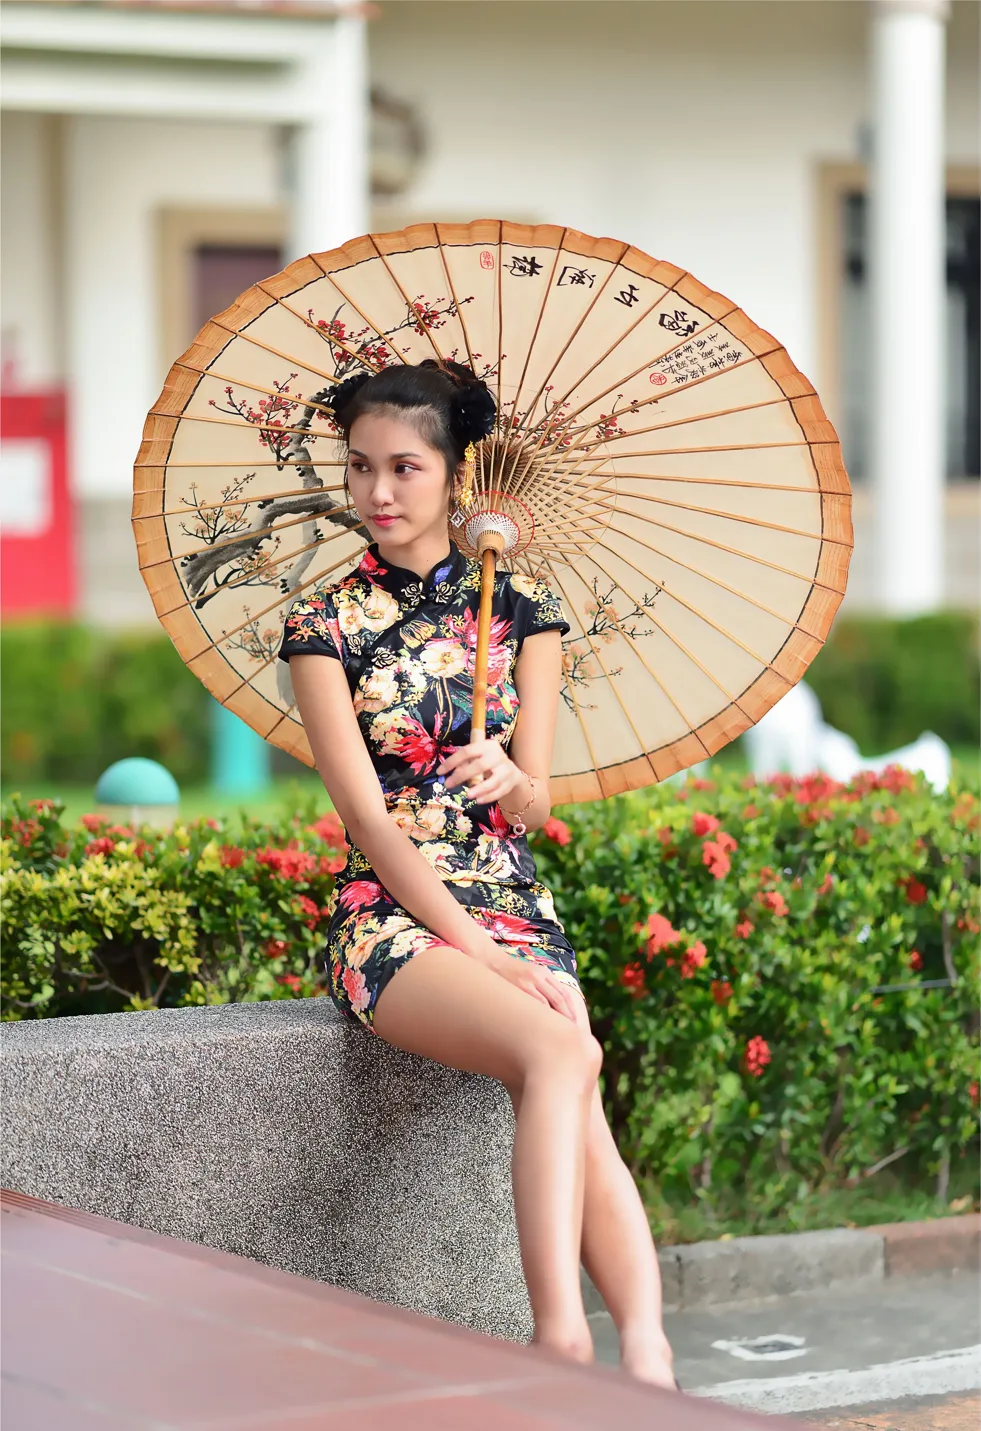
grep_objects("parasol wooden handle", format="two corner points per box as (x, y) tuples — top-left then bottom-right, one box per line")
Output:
(471, 529), (506, 742)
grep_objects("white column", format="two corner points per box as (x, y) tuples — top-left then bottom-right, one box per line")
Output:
(869, 0), (948, 614)
(288, 10), (369, 261)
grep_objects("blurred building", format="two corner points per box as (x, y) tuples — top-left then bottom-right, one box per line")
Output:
(1, 0), (978, 627)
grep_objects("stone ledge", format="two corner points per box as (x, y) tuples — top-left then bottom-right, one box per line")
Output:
(585, 1214), (979, 1316)
(1, 998), (532, 1342)
(862, 1214), (980, 1277)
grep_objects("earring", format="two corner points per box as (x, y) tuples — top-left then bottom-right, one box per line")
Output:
(450, 481), (466, 528)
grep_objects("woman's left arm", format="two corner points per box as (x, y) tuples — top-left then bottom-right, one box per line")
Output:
(437, 629), (562, 831)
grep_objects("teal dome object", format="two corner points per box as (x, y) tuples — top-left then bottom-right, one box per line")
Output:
(95, 758), (179, 806)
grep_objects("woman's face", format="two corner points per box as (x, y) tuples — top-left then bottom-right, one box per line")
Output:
(346, 411), (453, 551)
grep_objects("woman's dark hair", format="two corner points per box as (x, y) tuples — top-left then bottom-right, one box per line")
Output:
(327, 359), (496, 483)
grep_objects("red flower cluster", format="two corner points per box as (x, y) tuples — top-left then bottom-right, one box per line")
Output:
(543, 817), (572, 845)
(908, 950), (924, 972)
(84, 836), (116, 857)
(735, 919), (754, 939)
(636, 911), (682, 957)
(306, 812), (347, 848)
(817, 873), (834, 896)
(702, 830), (737, 880)
(620, 962), (646, 997)
(970, 1082), (980, 1107)
(692, 811), (719, 837)
(277, 973), (303, 992)
(295, 895), (324, 930)
(899, 876), (928, 905)
(263, 939), (289, 959)
(220, 846), (246, 869)
(758, 889), (789, 917)
(256, 846), (319, 881)
(743, 1035), (772, 1078)
(680, 941), (707, 979)
(711, 979), (734, 1005)
(80, 813), (107, 833)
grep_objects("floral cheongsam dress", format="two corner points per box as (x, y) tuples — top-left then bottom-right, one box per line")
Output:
(277, 539), (578, 1031)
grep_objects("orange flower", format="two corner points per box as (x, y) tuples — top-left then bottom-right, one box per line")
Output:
(692, 811), (720, 837)
(758, 889), (789, 917)
(543, 816), (572, 845)
(735, 919), (754, 939)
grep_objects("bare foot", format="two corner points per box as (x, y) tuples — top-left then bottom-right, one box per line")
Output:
(620, 1330), (676, 1389)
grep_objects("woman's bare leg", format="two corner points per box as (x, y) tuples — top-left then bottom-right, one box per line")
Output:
(561, 993), (675, 1387)
(372, 944), (602, 1362)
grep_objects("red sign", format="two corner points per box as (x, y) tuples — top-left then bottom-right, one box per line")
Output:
(1, 390), (75, 617)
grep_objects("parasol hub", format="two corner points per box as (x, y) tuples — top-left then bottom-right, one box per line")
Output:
(466, 511), (519, 557)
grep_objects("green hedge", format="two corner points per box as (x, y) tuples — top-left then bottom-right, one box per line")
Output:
(0, 621), (211, 786)
(807, 610), (979, 752)
(3, 771), (978, 1206)
(1, 611), (977, 789)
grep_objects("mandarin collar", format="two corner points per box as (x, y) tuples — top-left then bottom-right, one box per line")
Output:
(358, 540), (467, 606)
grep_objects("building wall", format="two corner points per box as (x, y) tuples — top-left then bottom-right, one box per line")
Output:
(1, 1), (978, 626)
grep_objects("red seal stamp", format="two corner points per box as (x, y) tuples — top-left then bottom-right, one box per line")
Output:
(479, 250), (495, 271)
(650, 371), (668, 386)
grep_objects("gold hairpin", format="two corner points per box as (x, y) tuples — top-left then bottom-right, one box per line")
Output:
(461, 441), (476, 506)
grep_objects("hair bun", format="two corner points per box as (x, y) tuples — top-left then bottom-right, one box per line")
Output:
(450, 381), (497, 446)
(327, 370), (371, 421)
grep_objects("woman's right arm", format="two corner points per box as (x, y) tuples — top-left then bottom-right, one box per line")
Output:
(288, 653), (577, 1019)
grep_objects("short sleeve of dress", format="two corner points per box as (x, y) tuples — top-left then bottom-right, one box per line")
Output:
(515, 572), (571, 641)
(277, 588), (343, 663)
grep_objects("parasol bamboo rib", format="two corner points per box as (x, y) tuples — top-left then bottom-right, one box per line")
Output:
(434, 226), (478, 375)
(162, 510), (359, 607)
(193, 541), (363, 657)
(253, 279), (397, 375)
(563, 540), (751, 721)
(602, 512), (838, 590)
(585, 488), (848, 547)
(537, 343), (784, 462)
(571, 536), (789, 688)
(145, 502), (355, 568)
(173, 362), (339, 423)
(494, 233), (569, 494)
(541, 555), (670, 770)
(204, 313), (339, 385)
(493, 239), (567, 493)
(369, 238), (455, 371)
(519, 269), (705, 453)
(583, 528), (814, 629)
(504, 258), (686, 480)
(308, 261), (418, 370)
(136, 459), (346, 470)
(522, 318), (763, 476)
(147, 409), (342, 443)
(150, 483), (347, 520)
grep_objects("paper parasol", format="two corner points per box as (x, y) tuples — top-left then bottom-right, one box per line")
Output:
(133, 221), (852, 804)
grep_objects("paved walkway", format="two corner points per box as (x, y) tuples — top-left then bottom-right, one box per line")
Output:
(592, 1268), (980, 1421)
(1, 1190), (780, 1431)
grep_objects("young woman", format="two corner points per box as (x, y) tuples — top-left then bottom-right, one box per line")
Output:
(278, 359), (676, 1389)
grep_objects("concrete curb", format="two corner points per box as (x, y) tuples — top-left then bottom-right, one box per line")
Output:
(583, 1215), (980, 1315)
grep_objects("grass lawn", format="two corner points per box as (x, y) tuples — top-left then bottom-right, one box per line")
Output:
(4, 740), (977, 829)
(643, 1163), (980, 1245)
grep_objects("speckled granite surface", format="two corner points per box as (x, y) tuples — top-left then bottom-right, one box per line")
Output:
(1, 998), (533, 1341)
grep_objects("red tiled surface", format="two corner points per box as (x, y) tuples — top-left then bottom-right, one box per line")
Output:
(1, 1189), (793, 1430)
